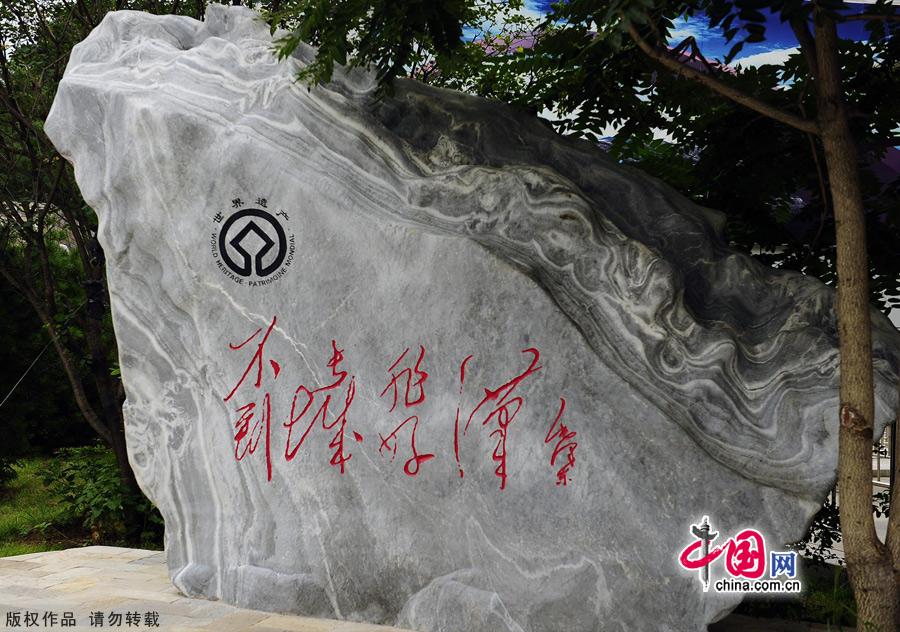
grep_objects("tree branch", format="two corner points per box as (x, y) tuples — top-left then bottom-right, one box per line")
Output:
(34, 162), (66, 313)
(842, 13), (900, 23)
(624, 21), (819, 135)
(0, 263), (111, 445)
(0, 34), (42, 175)
(808, 132), (830, 247)
(789, 18), (819, 78)
(797, 78), (830, 249)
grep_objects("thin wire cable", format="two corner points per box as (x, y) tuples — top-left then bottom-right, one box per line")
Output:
(0, 300), (87, 410)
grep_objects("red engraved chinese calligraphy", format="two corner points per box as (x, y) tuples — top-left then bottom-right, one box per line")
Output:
(452, 355), (474, 479)
(454, 349), (542, 490)
(380, 346), (428, 411)
(224, 316), (280, 481)
(379, 416), (435, 475)
(378, 346), (434, 476)
(545, 398), (578, 486)
(221, 316), (579, 490)
(283, 340), (361, 473)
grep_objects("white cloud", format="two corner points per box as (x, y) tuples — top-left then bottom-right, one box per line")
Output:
(733, 47), (799, 69)
(521, 0), (548, 21)
(669, 18), (721, 45)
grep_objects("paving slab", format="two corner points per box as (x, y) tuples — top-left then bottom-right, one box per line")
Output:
(0, 547), (412, 632)
(0, 546), (853, 631)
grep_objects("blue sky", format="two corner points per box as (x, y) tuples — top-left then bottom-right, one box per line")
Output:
(486, 2), (897, 142)
(507, 1), (878, 68)
(665, 5), (872, 64)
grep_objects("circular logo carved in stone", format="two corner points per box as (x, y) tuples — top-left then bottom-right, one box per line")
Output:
(210, 201), (295, 287)
(219, 209), (287, 277)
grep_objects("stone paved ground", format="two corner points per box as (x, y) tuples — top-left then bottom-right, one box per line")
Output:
(0, 547), (851, 631)
(709, 614), (853, 631)
(0, 547), (411, 631)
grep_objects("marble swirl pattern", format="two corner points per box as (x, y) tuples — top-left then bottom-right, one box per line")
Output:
(45, 6), (900, 632)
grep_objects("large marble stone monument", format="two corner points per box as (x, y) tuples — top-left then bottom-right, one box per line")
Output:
(45, 6), (900, 631)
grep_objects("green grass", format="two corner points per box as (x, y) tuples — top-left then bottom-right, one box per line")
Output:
(0, 541), (65, 557)
(0, 457), (85, 557)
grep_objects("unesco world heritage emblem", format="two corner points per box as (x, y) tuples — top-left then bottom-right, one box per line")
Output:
(210, 197), (295, 287)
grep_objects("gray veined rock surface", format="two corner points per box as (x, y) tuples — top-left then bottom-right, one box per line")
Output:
(45, 6), (900, 632)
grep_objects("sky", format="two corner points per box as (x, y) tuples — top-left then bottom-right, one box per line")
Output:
(487, 1), (887, 69)
(508, 1), (899, 328)
(665, 4), (874, 68)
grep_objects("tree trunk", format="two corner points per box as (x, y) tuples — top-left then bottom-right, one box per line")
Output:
(887, 382), (900, 628)
(814, 12), (898, 630)
(2, 239), (146, 542)
(109, 414), (144, 543)
(72, 237), (148, 540)
(89, 336), (142, 536)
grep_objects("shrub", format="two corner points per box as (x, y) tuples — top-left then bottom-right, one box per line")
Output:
(40, 445), (163, 548)
(791, 483), (893, 567)
(0, 457), (19, 492)
(802, 565), (857, 628)
(791, 490), (842, 565)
